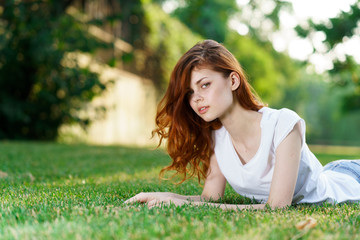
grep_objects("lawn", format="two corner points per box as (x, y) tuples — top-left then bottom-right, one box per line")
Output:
(1, 141), (360, 239)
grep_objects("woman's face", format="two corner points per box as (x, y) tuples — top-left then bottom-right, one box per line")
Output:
(188, 67), (238, 122)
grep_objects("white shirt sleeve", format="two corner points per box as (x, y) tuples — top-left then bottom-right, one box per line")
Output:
(273, 108), (306, 150)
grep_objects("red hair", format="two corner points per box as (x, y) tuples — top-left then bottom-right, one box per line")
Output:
(152, 40), (264, 183)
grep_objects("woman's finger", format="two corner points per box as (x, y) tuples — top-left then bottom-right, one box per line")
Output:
(124, 197), (135, 204)
(125, 193), (151, 204)
(147, 199), (158, 209)
(124, 195), (141, 204)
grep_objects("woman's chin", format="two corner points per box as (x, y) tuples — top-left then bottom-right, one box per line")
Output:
(200, 116), (216, 123)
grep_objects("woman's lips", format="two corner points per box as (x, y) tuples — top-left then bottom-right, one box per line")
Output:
(198, 106), (209, 114)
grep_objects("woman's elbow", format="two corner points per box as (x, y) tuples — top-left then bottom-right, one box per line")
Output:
(201, 191), (223, 202)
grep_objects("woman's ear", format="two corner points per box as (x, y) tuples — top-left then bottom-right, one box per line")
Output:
(229, 72), (240, 91)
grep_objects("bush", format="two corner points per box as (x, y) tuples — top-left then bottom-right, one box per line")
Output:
(0, 1), (108, 140)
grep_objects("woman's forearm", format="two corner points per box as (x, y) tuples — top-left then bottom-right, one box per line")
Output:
(191, 201), (267, 210)
(170, 193), (267, 210)
(171, 193), (225, 202)
(172, 193), (224, 202)
(125, 191), (270, 210)
(171, 193), (203, 201)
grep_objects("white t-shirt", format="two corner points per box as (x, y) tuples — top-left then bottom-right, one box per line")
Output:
(213, 107), (360, 204)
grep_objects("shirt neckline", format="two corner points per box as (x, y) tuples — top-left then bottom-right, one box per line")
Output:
(226, 107), (267, 168)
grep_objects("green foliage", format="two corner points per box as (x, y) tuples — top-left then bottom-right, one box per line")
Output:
(295, 1), (360, 111)
(242, 0), (293, 40)
(279, 71), (360, 146)
(172, 0), (238, 42)
(308, 4), (360, 48)
(0, 1), (108, 140)
(330, 57), (360, 113)
(1, 142), (360, 239)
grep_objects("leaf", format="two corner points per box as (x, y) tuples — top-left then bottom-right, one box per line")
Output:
(295, 216), (317, 230)
(0, 170), (8, 178)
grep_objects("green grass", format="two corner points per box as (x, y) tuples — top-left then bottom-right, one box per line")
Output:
(1, 141), (360, 239)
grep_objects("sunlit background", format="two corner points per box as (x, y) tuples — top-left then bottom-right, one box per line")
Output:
(0, 0), (359, 146)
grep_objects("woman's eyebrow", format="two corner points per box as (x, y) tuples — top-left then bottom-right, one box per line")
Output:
(195, 77), (207, 85)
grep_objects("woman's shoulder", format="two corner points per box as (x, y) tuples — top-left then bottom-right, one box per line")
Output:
(276, 108), (303, 125)
(271, 108), (305, 148)
(261, 107), (301, 121)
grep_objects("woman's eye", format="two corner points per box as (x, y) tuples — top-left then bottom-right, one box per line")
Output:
(201, 83), (210, 89)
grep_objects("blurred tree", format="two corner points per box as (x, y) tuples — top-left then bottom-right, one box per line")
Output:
(295, 1), (360, 111)
(279, 70), (360, 146)
(0, 1), (108, 140)
(81, 0), (146, 48)
(225, 32), (284, 104)
(171, 0), (238, 42)
(232, 0), (293, 41)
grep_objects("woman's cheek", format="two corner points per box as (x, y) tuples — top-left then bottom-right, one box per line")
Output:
(189, 102), (197, 114)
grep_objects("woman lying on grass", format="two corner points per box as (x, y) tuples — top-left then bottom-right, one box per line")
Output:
(125, 40), (360, 210)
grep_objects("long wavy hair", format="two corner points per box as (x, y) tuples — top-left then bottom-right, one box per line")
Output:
(152, 39), (264, 183)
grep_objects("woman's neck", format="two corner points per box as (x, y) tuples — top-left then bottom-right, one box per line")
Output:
(219, 102), (262, 144)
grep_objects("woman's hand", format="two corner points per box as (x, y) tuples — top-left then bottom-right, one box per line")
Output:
(124, 192), (190, 208)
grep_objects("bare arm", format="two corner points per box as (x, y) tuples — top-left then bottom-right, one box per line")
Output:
(267, 122), (302, 208)
(125, 123), (302, 210)
(157, 153), (227, 202)
(189, 122), (302, 210)
(200, 153), (227, 200)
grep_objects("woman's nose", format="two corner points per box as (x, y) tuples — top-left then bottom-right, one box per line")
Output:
(192, 92), (203, 102)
